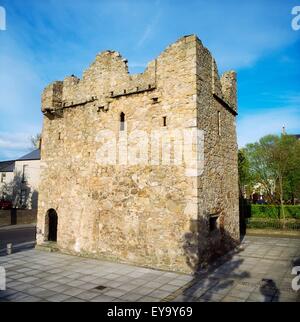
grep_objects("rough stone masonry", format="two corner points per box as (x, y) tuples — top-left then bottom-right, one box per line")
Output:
(36, 35), (240, 274)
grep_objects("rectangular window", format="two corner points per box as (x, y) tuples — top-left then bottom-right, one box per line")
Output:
(1, 173), (6, 183)
(22, 165), (28, 183)
(163, 116), (167, 127)
(218, 111), (221, 136)
(20, 189), (27, 207)
(120, 113), (125, 131)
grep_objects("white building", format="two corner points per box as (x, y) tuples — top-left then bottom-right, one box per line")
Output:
(0, 150), (41, 209)
(0, 160), (15, 198)
(14, 150), (41, 209)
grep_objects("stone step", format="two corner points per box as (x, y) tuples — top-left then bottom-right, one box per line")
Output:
(35, 242), (59, 253)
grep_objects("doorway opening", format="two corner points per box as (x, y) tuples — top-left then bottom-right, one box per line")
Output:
(46, 209), (58, 242)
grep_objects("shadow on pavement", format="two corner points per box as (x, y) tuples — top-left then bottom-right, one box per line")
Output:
(259, 279), (280, 302)
(180, 216), (250, 302)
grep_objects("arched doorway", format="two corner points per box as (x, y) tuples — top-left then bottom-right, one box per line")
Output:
(46, 209), (58, 242)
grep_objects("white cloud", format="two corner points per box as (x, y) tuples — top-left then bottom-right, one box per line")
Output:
(237, 107), (300, 147)
(0, 35), (44, 112)
(1, 0), (299, 159)
(174, 0), (300, 71)
(0, 33), (43, 160)
(0, 131), (35, 160)
(136, 2), (162, 48)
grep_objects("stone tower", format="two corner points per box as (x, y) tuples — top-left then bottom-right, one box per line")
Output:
(37, 35), (239, 273)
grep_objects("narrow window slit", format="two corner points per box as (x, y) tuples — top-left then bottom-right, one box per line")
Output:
(218, 111), (221, 136)
(120, 112), (125, 131)
(163, 116), (167, 127)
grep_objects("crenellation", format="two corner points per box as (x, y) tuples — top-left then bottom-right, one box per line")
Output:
(220, 71), (237, 112)
(41, 81), (63, 114)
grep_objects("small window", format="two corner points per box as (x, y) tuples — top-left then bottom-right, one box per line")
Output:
(20, 189), (27, 207)
(218, 111), (221, 136)
(58, 132), (61, 140)
(120, 112), (125, 131)
(163, 116), (167, 127)
(1, 173), (6, 183)
(22, 165), (28, 183)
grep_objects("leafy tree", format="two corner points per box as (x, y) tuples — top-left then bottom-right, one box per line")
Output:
(243, 134), (300, 219)
(283, 139), (300, 204)
(244, 135), (277, 204)
(0, 171), (30, 208)
(238, 149), (252, 197)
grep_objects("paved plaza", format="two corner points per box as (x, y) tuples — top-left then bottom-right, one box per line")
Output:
(0, 235), (299, 302)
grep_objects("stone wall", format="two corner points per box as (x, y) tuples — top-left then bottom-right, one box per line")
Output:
(193, 40), (239, 269)
(0, 210), (11, 227)
(0, 209), (37, 227)
(16, 209), (37, 225)
(37, 35), (239, 273)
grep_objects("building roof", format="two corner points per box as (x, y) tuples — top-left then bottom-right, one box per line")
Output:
(17, 149), (41, 161)
(293, 134), (300, 140)
(0, 160), (15, 173)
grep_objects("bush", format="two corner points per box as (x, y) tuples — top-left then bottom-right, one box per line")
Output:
(250, 205), (300, 219)
(246, 218), (300, 230)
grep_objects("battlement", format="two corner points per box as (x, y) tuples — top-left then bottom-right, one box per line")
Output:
(41, 35), (237, 118)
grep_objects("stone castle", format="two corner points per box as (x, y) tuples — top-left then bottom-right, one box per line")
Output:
(36, 35), (240, 273)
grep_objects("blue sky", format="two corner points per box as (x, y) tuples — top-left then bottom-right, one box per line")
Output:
(0, 0), (299, 160)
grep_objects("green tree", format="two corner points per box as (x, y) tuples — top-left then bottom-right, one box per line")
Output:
(238, 149), (252, 197)
(244, 134), (300, 220)
(283, 139), (300, 204)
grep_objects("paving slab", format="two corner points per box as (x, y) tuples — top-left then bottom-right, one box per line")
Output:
(0, 236), (299, 302)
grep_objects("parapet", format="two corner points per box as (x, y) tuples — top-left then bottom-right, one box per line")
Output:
(41, 81), (63, 116)
(220, 71), (237, 112)
(212, 58), (237, 114)
(41, 35), (237, 117)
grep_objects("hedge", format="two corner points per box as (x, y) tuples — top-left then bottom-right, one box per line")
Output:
(250, 205), (300, 219)
(246, 218), (300, 230)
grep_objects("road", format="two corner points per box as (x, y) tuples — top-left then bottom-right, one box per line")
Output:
(0, 225), (36, 250)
